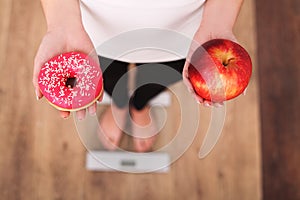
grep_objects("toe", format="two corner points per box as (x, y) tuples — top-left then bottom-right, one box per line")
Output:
(96, 106), (127, 151)
(97, 128), (120, 150)
(133, 137), (155, 152)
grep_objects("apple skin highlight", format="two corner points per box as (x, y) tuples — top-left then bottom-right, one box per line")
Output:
(188, 39), (252, 102)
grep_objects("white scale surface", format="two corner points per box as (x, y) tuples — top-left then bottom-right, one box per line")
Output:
(86, 151), (170, 173)
(86, 91), (171, 173)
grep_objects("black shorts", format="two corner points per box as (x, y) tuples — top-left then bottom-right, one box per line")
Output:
(99, 56), (185, 110)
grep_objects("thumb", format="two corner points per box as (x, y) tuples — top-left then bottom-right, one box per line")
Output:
(33, 57), (44, 100)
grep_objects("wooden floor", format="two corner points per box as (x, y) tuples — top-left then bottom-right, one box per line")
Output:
(0, 0), (262, 199)
(256, 0), (300, 199)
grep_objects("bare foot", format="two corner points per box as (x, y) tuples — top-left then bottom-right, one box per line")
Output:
(130, 106), (158, 152)
(97, 103), (127, 150)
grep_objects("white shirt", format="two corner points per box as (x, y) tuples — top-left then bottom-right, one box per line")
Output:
(80, 0), (205, 63)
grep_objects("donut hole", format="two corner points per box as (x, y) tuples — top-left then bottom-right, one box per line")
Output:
(66, 77), (77, 88)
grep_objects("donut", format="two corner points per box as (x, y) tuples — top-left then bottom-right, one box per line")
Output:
(38, 52), (103, 111)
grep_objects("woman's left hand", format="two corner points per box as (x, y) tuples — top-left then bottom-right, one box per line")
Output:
(182, 28), (238, 107)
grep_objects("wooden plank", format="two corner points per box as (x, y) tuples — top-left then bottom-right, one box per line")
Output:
(0, 0), (261, 199)
(255, 0), (300, 199)
(0, 0), (86, 199)
(0, 0), (38, 199)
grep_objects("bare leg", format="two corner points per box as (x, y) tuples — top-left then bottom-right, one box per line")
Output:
(97, 103), (127, 150)
(130, 105), (158, 152)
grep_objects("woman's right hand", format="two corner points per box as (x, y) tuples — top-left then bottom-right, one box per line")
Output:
(33, 23), (101, 119)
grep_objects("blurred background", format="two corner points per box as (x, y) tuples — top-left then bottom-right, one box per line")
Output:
(0, 0), (299, 199)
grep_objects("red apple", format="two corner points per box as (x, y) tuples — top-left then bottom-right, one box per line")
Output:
(187, 39), (252, 102)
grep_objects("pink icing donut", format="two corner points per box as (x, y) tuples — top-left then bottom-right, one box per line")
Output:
(38, 52), (103, 111)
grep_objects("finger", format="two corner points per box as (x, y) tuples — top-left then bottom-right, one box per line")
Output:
(213, 102), (224, 107)
(182, 61), (197, 90)
(203, 100), (213, 107)
(183, 77), (204, 103)
(33, 59), (44, 100)
(194, 96), (204, 104)
(182, 77), (194, 91)
(203, 100), (225, 108)
(187, 87), (195, 94)
(88, 102), (97, 116)
(60, 111), (70, 119)
(182, 70), (194, 90)
(97, 92), (104, 102)
(76, 109), (86, 120)
(243, 87), (248, 95)
(33, 84), (43, 100)
(182, 73), (205, 104)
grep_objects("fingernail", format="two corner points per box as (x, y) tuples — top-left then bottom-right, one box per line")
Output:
(35, 90), (40, 100)
(197, 99), (203, 104)
(78, 115), (84, 121)
(90, 111), (96, 116)
(243, 88), (247, 95)
(89, 106), (97, 116)
(215, 103), (223, 108)
(79, 113), (87, 121)
(204, 102), (211, 107)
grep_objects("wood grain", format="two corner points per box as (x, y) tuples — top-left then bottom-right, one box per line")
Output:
(256, 0), (300, 199)
(0, 0), (261, 199)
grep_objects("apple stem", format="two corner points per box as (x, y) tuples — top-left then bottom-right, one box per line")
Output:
(223, 58), (235, 66)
